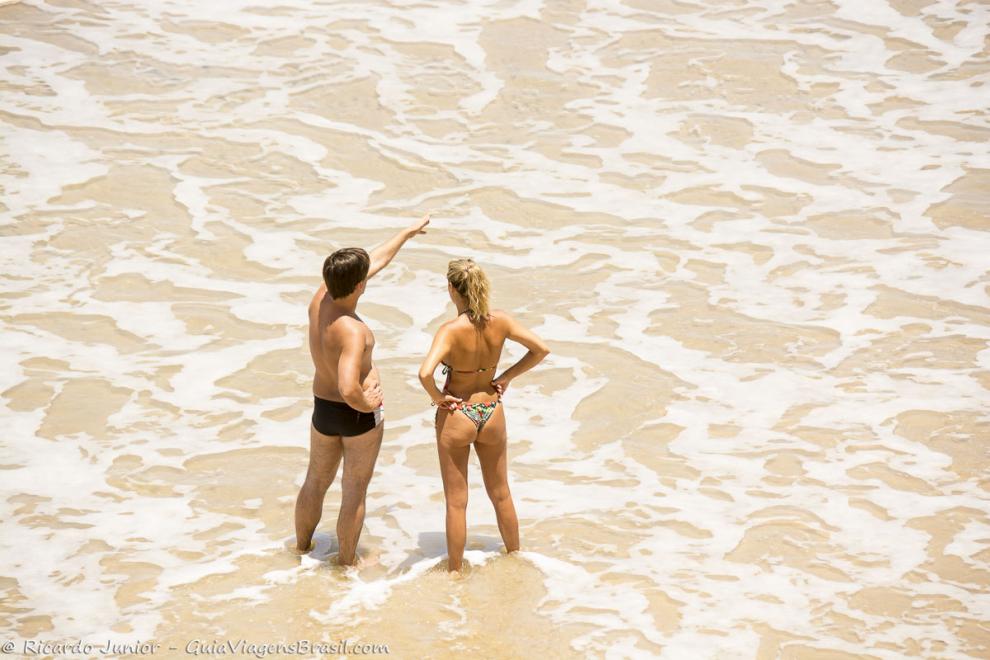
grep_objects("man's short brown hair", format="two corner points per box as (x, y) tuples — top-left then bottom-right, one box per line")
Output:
(323, 247), (370, 299)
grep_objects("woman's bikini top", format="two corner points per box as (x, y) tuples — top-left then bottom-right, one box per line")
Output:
(440, 361), (502, 408)
(441, 310), (499, 377)
(441, 362), (498, 376)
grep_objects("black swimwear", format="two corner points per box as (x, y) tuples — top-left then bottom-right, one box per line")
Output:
(312, 396), (383, 437)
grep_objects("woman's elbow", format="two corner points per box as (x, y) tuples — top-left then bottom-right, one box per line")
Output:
(535, 345), (551, 360)
(417, 369), (433, 386)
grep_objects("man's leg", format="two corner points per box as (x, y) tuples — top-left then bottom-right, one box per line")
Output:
(294, 424), (343, 552)
(336, 421), (384, 565)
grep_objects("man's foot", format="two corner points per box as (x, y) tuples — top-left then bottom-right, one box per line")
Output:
(334, 550), (357, 567)
(289, 538), (314, 555)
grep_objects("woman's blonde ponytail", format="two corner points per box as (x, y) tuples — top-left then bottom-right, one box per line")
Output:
(447, 258), (491, 323)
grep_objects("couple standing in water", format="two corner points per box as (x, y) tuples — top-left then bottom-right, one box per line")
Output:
(294, 215), (550, 571)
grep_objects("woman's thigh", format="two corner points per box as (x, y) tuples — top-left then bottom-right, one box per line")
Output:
(435, 407), (478, 447)
(473, 405), (508, 488)
(435, 409), (475, 498)
(474, 403), (506, 448)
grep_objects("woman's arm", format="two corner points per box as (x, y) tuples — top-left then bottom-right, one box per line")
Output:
(492, 313), (550, 393)
(418, 326), (462, 409)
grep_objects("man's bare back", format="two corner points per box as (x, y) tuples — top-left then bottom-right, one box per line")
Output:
(308, 291), (379, 406)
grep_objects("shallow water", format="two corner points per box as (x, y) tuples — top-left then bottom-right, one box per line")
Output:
(1, 0), (988, 657)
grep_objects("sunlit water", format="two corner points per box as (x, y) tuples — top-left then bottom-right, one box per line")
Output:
(1, 0), (988, 657)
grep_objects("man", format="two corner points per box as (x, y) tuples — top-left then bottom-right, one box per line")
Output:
(294, 214), (429, 564)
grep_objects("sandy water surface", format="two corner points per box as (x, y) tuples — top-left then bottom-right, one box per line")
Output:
(1, 0), (989, 657)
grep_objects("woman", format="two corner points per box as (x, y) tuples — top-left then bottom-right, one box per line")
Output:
(419, 258), (550, 571)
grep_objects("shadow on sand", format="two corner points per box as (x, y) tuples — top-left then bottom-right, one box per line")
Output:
(396, 531), (505, 571)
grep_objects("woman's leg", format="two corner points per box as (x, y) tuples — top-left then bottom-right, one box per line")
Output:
(436, 409), (475, 571)
(474, 406), (519, 553)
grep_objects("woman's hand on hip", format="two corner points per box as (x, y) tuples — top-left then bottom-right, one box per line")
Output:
(433, 394), (463, 410)
(491, 376), (510, 395)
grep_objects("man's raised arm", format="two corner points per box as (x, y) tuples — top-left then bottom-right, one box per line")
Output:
(367, 214), (430, 279)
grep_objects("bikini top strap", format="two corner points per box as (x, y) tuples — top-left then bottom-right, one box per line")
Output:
(441, 362), (498, 374)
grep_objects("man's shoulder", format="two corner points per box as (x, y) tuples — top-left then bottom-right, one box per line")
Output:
(326, 313), (362, 330)
(324, 313), (369, 341)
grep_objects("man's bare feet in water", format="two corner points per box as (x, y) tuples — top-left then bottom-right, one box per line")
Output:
(286, 538), (314, 555)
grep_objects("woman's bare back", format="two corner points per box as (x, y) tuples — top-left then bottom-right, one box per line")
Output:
(441, 311), (509, 402)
